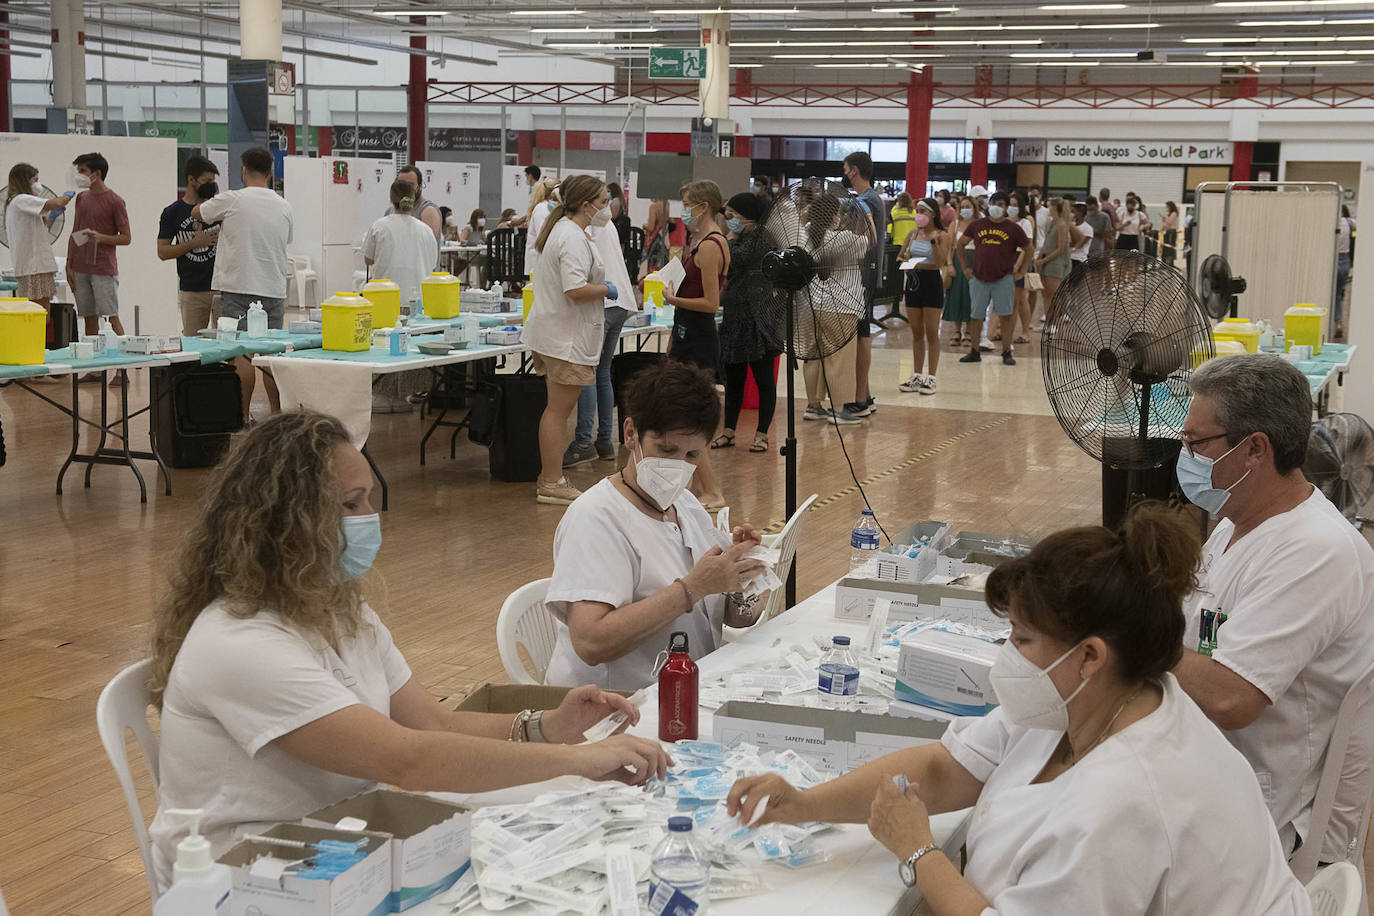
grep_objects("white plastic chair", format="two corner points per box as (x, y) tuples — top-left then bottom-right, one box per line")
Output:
(1306, 862), (1364, 916)
(496, 578), (557, 684)
(724, 493), (819, 641)
(96, 659), (161, 903)
(1290, 664), (1374, 900)
(286, 254), (319, 309)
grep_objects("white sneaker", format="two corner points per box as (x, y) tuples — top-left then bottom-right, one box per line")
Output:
(536, 476), (582, 505)
(919, 376), (938, 395)
(898, 373), (924, 393)
(978, 337), (995, 352)
(803, 404), (828, 421)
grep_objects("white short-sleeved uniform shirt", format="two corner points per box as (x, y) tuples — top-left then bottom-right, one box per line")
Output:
(525, 200), (557, 275)
(524, 217), (607, 366)
(543, 478), (727, 691)
(1187, 486), (1374, 859)
(148, 601), (412, 893)
(1071, 222), (1093, 262)
(943, 674), (1311, 916)
(1117, 208), (1144, 237)
(5, 194), (58, 277)
(198, 187), (294, 299)
(361, 213), (439, 306)
(590, 221), (634, 318)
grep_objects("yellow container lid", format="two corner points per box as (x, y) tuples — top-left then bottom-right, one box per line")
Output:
(0, 297), (44, 314)
(1287, 304), (1324, 315)
(323, 291), (369, 306)
(362, 279), (399, 290)
(424, 272), (460, 283)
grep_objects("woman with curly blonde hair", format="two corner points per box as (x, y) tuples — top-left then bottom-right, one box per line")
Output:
(145, 410), (670, 894)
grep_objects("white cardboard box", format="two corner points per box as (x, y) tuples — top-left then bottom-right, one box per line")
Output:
(895, 629), (999, 716)
(304, 789), (472, 913)
(480, 326), (522, 345)
(123, 334), (183, 354)
(712, 700), (949, 772)
(835, 576), (1003, 631)
(220, 823), (392, 916)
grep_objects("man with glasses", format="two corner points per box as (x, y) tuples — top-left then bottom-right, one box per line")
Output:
(1172, 353), (1374, 866)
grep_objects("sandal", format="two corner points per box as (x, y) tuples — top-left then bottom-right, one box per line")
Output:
(750, 435), (769, 453)
(1014, 335), (1030, 344)
(710, 433), (735, 449)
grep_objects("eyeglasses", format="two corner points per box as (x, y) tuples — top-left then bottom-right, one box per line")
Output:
(1181, 431), (1230, 457)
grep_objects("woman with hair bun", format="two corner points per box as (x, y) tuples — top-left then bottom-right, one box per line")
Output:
(728, 504), (1312, 916)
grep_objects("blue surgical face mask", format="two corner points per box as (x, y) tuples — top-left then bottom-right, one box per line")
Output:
(988, 205), (1006, 219)
(340, 513), (381, 578)
(681, 207), (698, 230)
(1176, 437), (1251, 516)
(959, 207), (974, 219)
(1008, 206), (1020, 218)
(726, 216), (743, 235)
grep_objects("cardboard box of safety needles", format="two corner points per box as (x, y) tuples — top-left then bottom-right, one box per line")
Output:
(304, 789), (472, 912)
(219, 823), (391, 916)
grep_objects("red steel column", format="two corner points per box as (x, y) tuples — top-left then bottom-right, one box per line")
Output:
(905, 68), (933, 195)
(1231, 140), (1253, 182)
(408, 24), (427, 163)
(971, 137), (989, 188)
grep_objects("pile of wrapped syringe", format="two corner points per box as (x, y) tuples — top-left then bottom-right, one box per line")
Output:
(434, 740), (838, 914)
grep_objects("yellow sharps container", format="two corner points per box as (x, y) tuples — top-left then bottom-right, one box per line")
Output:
(422, 272), (462, 319)
(321, 292), (373, 352)
(360, 279), (402, 331)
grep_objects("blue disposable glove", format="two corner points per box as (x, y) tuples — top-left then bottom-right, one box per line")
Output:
(604, 280), (620, 301)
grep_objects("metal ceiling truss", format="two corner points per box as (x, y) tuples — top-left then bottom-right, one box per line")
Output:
(429, 80), (1374, 109)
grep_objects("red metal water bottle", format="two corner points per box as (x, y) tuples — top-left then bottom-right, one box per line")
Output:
(658, 631), (698, 742)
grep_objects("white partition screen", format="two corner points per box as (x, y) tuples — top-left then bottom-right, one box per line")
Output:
(1192, 182), (1340, 326)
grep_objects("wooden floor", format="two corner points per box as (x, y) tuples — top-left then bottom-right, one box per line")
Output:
(0, 325), (1346, 912)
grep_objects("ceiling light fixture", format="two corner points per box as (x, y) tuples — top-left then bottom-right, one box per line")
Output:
(651, 6), (797, 13)
(510, 8), (584, 15)
(372, 8), (450, 15)
(729, 62), (762, 66)
(548, 41), (665, 47)
(815, 61), (893, 67)
(1214, 0), (1367, 7)
(530, 26), (660, 32)
(1240, 16), (1374, 22)
(1038, 2), (1126, 8)
(870, 6), (960, 12)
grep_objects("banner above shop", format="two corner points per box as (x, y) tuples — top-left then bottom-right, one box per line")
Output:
(1015, 138), (1233, 165)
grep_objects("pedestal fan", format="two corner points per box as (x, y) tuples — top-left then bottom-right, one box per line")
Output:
(0, 184), (67, 247)
(760, 179), (873, 604)
(1041, 249), (1215, 529)
(1305, 413), (1374, 525)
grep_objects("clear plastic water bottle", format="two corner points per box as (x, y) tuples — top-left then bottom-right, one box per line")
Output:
(818, 636), (860, 710)
(849, 508), (881, 573)
(649, 817), (710, 916)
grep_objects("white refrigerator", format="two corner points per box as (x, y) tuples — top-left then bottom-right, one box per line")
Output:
(416, 160), (481, 225)
(284, 154), (395, 298)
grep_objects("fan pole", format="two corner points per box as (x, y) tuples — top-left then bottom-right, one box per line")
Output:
(784, 290), (798, 610)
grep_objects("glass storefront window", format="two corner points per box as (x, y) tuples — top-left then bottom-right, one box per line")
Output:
(825, 138), (869, 160)
(871, 139), (908, 162)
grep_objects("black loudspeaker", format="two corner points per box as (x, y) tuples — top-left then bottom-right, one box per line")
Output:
(610, 352), (666, 443)
(1101, 438), (1183, 531)
(487, 373), (548, 482)
(46, 302), (76, 350)
(150, 362), (244, 468)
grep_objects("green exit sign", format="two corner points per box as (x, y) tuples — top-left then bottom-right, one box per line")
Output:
(649, 47), (708, 79)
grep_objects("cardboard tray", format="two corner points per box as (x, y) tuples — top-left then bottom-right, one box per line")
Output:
(455, 683), (631, 714)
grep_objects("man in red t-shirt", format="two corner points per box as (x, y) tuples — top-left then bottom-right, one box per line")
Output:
(954, 191), (1032, 366)
(66, 152), (131, 341)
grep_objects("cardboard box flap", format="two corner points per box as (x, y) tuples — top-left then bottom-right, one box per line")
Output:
(309, 789), (468, 840)
(716, 700), (948, 744)
(456, 683), (630, 714)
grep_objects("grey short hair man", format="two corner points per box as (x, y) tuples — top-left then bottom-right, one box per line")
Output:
(1173, 352), (1374, 862)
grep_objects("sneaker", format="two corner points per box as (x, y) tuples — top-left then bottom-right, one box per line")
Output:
(594, 439), (616, 461)
(845, 398), (876, 418)
(803, 404), (828, 421)
(1002, 349), (1016, 366)
(919, 376), (938, 395)
(536, 476), (583, 505)
(827, 408), (863, 426)
(959, 350), (982, 363)
(978, 337), (995, 352)
(561, 441), (598, 468)
(898, 373), (924, 393)
(863, 396), (877, 414)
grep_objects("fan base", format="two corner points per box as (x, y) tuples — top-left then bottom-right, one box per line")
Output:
(1102, 457), (1181, 531)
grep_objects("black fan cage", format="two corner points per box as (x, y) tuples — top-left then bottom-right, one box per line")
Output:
(1042, 249), (1214, 470)
(0, 184), (66, 248)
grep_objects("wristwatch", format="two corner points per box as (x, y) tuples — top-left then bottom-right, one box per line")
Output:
(898, 842), (939, 887)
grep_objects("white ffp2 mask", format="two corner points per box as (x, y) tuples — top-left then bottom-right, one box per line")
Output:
(631, 441), (696, 511)
(989, 640), (1090, 731)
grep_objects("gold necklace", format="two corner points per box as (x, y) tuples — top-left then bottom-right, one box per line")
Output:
(1065, 685), (1144, 765)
